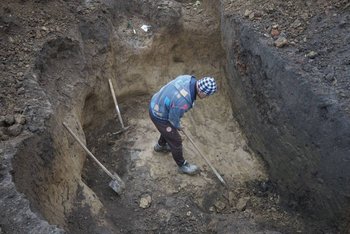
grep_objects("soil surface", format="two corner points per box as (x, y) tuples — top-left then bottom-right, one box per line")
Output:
(0, 0), (348, 233)
(72, 95), (306, 234)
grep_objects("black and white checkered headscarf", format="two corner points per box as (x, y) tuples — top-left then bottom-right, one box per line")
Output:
(197, 77), (217, 96)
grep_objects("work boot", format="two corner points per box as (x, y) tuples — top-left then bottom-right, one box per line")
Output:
(178, 161), (199, 175)
(154, 143), (171, 153)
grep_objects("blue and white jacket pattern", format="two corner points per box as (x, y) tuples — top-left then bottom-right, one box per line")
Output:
(150, 75), (195, 129)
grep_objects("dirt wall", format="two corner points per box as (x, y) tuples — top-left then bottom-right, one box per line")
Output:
(221, 6), (350, 231)
(0, 1), (119, 232)
(9, 35), (105, 232)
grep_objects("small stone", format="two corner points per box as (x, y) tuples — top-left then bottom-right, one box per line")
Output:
(291, 19), (302, 28)
(207, 219), (218, 232)
(0, 116), (5, 127)
(265, 7), (274, 14)
(270, 28), (280, 37)
(6, 124), (23, 137)
(36, 30), (42, 38)
(139, 194), (152, 209)
(272, 24), (279, 29)
(0, 131), (9, 141)
(76, 6), (84, 13)
(228, 191), (236, 206)
(236, 197), (250, 211)
(17, 87), (25, 95)
(244, 10), (252, 17)
(254, 12), (262, 18)
(249, 12), (255, 20)
(209, 206), (215, 212)
(5, 115), (15, 126)
(339, 20), (346, 28)
(28, 125), (39, 133)
(274, 36), (288, 48)
(15, 114), (26, 125)
(305, 51), (318, 59)
(343, 59), (350, 65)
(14, 108), (22, 113)
(41, 26), (48, 31)
(260, 181), (269, 192)
(194, 0), (201, 7)
(214, 200), (226, 212)
(186, 211), (191, 216)
(265, 25), (272, 32)
(15, 82), (22, 89)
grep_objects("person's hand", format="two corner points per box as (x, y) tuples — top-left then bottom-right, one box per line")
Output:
(178, 122), (187, 131)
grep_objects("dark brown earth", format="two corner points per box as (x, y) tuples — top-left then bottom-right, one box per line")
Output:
(224, 0), (350, 101)
(0, 0), (349, 233)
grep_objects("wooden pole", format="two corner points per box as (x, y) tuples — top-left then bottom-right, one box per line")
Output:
(63, 122), (115, 179)
(182, 129), (228, 187)
(108, 79), (125, 129)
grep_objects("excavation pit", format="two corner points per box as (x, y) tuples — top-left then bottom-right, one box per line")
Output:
(10, 25), (304, 232)
(66, 94), (292, 233)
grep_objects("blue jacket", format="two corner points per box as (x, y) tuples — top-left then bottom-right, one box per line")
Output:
(150, 75), (196, 129)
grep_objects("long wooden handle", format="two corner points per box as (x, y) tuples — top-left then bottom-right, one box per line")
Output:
(108, 79), (125, 128)
(182, 129), (228, 187)
(63, 122), (114, 179)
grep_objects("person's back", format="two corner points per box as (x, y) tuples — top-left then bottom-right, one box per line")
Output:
(150, 75), (195, 129)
